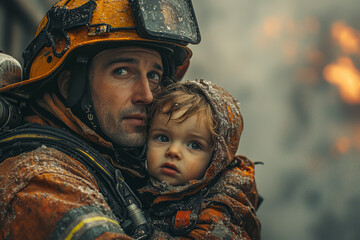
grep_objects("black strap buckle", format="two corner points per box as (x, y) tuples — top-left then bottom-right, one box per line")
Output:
(88, 24), (111, 36)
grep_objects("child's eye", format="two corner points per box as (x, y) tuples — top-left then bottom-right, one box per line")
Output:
(156, 135), (169, 142)
(188, 142), (202, 150)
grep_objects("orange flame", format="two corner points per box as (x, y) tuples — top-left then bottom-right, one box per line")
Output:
(323, 57), (360, 104)
(331, 21), (360, 54)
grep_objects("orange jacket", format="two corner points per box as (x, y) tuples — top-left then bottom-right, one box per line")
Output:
(140, 80), (261, 239)
(0, 93), (137, 240)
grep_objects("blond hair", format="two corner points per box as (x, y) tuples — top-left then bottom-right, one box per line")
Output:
(147, 83), (218, 139)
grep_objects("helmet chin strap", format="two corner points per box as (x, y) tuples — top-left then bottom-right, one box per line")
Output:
(66, 55), (102, 134)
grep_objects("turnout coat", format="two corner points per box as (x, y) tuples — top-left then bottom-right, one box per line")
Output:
(0, 93), (138, 240)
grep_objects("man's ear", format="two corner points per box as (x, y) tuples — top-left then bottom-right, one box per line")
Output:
(57, 70), (71, 99)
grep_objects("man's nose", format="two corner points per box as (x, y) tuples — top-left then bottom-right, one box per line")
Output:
(132, 75), (154, 105)
(165, 144), (181, 160)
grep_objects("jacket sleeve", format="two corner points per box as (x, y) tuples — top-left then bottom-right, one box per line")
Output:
(0, 147), (133, 240)
(183, 155), (261, 240)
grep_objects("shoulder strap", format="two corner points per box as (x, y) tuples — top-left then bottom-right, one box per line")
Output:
(0, 123), (151, 239)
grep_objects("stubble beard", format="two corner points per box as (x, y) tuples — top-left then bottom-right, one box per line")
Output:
(101, 107), (147, 148)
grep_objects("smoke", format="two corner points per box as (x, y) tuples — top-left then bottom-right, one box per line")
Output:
(186, 0), (360, 239)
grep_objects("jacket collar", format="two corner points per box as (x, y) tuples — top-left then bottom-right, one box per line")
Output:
(25, 92), (147, 178)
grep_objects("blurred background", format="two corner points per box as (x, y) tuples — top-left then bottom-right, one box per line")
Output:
(1, 0), (359, 239)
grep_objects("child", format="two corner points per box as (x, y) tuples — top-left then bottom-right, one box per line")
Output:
(140, 79), (261, 239)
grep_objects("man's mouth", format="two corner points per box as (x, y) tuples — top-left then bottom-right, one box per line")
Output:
(123, 114), (145, 126)
(160, 162), (179, 176)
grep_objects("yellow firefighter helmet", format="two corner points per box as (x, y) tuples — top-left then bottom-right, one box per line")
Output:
(0, 0), (200, 93)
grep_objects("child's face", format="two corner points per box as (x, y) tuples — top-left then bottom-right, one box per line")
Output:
(147, 110), (213, 186)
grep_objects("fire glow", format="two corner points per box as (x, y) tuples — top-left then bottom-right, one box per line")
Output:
(331, 21), (360, 54)
(323, 57), (360, 104)
(323, 21), (360, 104)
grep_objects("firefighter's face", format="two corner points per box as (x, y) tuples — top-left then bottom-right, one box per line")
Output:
(146, 110), (213, 185)
(89, 46), (163, 147)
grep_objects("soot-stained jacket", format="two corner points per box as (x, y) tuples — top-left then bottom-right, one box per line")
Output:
(140, 80), (261, 239)
(0, 93), (142, 240)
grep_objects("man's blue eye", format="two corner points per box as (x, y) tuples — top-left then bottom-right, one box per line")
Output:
(114, 68), (128, 75)
(148, 72), (161, 81)
(188, 142), (201, 150)
(156, 135), (169, 142)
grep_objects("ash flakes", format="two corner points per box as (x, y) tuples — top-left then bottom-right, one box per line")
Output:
(0, 146), (108, 228)
(210, 220), (245, 240)
(150, 229), (182, 240)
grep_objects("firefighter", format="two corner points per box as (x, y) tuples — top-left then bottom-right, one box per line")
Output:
(0, 0), (200, 239)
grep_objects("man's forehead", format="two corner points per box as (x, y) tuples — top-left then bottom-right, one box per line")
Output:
(95, 46), (162, 59)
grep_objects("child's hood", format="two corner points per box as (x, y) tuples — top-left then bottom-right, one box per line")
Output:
(141, 79), (243, 197)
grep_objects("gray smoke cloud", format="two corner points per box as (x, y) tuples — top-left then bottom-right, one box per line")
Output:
(186, 1), (360, 239)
